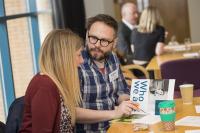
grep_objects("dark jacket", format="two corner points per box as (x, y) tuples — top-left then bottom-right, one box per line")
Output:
(5, 96), (24, 133)
(116, 21), (133, 65)
(0, 121), (5, 133)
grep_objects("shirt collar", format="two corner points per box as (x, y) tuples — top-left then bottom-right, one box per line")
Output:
(122, 19), (136, 30)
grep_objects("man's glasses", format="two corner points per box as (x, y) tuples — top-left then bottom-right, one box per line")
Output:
(88, 32), (114, 47)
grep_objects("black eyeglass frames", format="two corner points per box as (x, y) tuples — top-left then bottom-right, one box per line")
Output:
(87, 32), (115, 47)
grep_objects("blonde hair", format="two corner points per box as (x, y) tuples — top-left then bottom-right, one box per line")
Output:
(39, 29), (83, 125)
(138, 6), (163, 33)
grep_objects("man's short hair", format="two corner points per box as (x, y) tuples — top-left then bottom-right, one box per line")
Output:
(121, 2), (136, 16)
(86, 14), (118, 36)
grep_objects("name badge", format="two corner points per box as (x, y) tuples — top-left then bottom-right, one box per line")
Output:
(109, 69), (119, 82)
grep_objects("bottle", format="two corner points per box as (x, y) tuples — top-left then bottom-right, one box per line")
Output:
(168, 35), (179, 46)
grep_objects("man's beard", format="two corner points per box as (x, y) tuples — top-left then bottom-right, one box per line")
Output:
(87, 46), (110, 62)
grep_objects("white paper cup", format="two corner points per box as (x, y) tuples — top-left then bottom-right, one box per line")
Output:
(179, 84), (194, 104)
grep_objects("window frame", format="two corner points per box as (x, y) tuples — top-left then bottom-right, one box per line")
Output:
(0, 0), (51, 118)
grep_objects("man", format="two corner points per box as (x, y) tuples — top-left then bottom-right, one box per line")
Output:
(116, 2), (138, 64)
(76, 14), (135, 133)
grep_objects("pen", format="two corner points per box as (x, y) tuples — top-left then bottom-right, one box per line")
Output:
(132, 103), (146, 113)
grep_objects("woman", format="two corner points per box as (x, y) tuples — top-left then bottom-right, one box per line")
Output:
(19, 29), (83, 133)
(131, 6), (165, 67)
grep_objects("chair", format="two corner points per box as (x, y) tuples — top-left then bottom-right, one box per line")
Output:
(121, 64), (150, 78)
(0, 121), (5, 133)
(121, 64), (150, 86)
(5, 96), (24, 133)
(160, 58), (200, 98)
(121, 68), (136, 86)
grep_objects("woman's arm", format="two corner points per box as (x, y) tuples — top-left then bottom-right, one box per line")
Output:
(31, 88), (59, 133)
(76, 100), (135, 123)
(156, 26), (166, 55)
(76, 108), (115, 123)
(155, 42), (165, 55)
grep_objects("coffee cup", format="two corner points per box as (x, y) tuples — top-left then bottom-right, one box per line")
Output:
(179, 84), (194, 104)
(158, 100), (176, 131)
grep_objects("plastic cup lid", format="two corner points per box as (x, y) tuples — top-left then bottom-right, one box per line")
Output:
(158, 100), (175, 108)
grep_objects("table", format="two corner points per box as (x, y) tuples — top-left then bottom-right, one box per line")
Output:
(146, 52), (185, 79)
(146, 42), (200, 79)
(107, 97), (200, 133)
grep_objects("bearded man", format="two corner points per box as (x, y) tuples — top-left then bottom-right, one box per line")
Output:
(76, 14), (133, 133)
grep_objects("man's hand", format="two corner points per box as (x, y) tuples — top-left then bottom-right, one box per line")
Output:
(113, 100), (135, 118)
(118, 94), (130, 104)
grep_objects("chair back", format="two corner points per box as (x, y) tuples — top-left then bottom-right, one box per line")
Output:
(121, 64), (150, 86)
(160, 58), (200, 97)
(121, 64), (150, 79)
(5, 96), (24, 133)
(121, 68), (136, 86)
(0, 121), (5, 133)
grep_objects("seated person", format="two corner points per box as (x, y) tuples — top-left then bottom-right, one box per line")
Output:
(76, 14), (136, 133)
(19, 29), (84, 133)
(116, 2), (138, 64)
(130, 6), (165, 78)
(131, 6), (165, 67)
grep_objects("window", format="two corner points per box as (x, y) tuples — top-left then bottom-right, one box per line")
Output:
(7, 18), (34, 98)
(37, 0), (53, 42)
(0, 0), (53, 122)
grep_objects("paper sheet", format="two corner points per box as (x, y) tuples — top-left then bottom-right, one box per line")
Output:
(183, 52), (199, 58)
(132, 115), (161, 124)
(185, 130), (200, 133)
(175, 116), (200, 127)
(195, 105), (200, 113)
(173, 45), (187, 51)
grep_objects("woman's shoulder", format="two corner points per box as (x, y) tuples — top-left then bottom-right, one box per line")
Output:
(32, 74), (56, 87)
(156, 25), (165, 32)
(26, 73), (59, 96)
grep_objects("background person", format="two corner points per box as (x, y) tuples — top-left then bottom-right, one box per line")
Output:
(116, 2), (138, 64)
(19, 29), (83, 133)
(131, 6), (165, 66)
(131, 6), (165, 78)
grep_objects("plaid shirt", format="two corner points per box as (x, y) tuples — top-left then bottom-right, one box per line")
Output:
(76, 49), (129, 133)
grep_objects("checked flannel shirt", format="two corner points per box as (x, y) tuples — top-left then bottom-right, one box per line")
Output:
(76, 49), (130, 133)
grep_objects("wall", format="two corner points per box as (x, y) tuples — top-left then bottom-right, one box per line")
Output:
(150, 0), (190, 43)
(84, 0), (115, 18)
(188, 0), (200, 43)
(84, 0), (200, 43)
